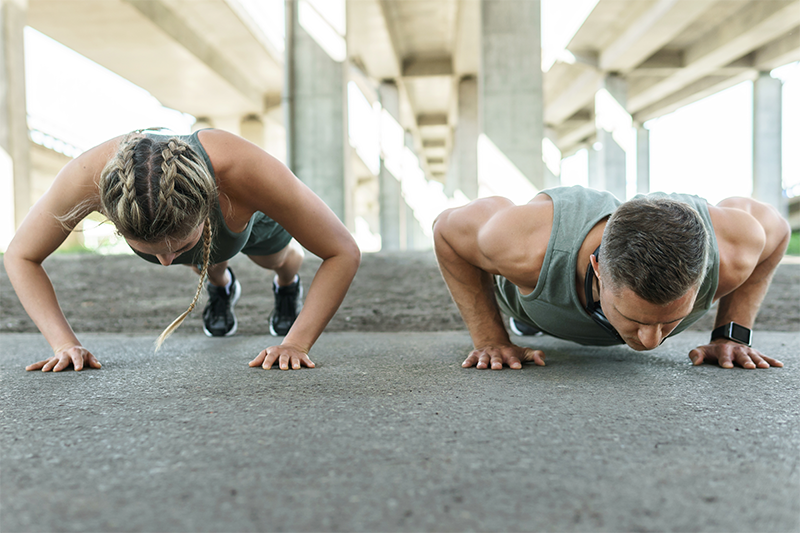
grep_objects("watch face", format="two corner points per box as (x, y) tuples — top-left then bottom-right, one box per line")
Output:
(730, 323), (752, 344)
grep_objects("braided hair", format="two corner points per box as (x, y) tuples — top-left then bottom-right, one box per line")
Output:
(98, 133), (217, 349)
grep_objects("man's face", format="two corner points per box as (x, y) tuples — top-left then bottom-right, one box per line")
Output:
(599, 282), (698, 351)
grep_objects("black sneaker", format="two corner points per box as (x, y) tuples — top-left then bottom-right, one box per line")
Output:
(202, 268), (241, 337)
(269, 277), (303, 336)
(509, 317), (543, 336)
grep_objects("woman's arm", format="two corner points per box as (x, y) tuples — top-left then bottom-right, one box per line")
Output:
(4, 137), (119, 371)
(200, 130), (361, 368)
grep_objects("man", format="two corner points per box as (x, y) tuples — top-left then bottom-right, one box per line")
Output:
(433, 186), (790, 370)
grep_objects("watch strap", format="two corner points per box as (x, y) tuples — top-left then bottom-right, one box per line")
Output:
(710, 322), (752, 347)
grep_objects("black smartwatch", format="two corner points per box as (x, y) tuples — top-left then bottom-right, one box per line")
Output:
(711, 322), (752, 346)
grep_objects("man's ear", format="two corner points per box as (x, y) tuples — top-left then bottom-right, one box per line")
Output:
(589, 253), (601, 279)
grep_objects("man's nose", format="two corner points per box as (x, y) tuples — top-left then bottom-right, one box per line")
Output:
(156, 253), (176, 266)
(638, 325), (663, 350)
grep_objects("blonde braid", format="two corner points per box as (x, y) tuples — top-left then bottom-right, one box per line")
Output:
(117, 140), (145, 229)
(154, 218), (213, 350)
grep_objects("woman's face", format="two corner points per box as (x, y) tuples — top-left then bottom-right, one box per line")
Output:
(126, 223), (204, 266)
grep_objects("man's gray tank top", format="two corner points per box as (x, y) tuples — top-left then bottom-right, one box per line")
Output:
(494, 186), (720, 346)
(130, 131), (256, 266)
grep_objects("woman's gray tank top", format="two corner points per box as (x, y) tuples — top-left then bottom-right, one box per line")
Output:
(130, 131), (255, 266)
(494, 186), (720, 346)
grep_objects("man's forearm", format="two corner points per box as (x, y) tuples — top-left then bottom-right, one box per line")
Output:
(435, 238), (510, 348)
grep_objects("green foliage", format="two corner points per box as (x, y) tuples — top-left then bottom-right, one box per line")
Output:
(788, 231), (800, 256)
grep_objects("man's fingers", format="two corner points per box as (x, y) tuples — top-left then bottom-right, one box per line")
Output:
(523, 349), (546, 366)
(688, 349), (705, 366)
(761, 355), (783, 368)
(86, 354), (102, 369)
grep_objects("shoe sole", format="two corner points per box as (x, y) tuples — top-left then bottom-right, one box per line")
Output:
(509, 317), (543, 337)
(203, 279), (241, 337)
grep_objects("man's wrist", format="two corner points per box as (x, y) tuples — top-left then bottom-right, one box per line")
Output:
(710, 322), (752, 346)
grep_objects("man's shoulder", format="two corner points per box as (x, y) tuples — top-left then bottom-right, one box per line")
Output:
(478, 195), (554, 288)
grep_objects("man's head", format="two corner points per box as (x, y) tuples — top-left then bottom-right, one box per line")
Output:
(593, 196), (710, 350)
(600, 196), (709, 304)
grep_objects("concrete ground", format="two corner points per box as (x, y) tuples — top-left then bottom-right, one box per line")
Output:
(2, 330), (798, 532)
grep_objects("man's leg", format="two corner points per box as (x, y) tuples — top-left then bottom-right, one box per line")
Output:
(247, 240), (305, 336)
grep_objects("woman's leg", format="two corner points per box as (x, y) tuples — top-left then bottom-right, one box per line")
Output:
(187, 261), (239, 337)
(188, 261), (230, 286)
(246, 239), (304, 285)
(247, 240), (305, 336)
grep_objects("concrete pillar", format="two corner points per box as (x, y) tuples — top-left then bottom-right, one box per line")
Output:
(480, 0), (543, 189)
(284, 0), (347, 223)
(378, 81), (403, 251)
(590, 74), (627, 199)
(192, 117), (214, 132)
(447, 76), (478, 200)
(636, 124), (650, 194)
(753, 72), (783, 214)
(239, 114), (265, 148)
(0, 0), (30, 245)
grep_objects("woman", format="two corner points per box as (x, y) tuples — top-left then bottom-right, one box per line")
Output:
(4, 128), (361, 372)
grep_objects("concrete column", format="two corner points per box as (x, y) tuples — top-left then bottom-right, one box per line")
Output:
(447, 76), (478, 200)
(378, 81), (403, 251)
(239, 114), (265, 148)
(284, 0), (347, 222)
(480, 0), (543, 189)
(753, 72), (783, 214)
(590, 74), (627, 199)
(636, 124), (650, 194)
(0, 0), (30, 243)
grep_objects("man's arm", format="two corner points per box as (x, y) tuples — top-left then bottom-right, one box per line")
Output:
(432, 197), (546, 370)
(691, 197), (791, 369)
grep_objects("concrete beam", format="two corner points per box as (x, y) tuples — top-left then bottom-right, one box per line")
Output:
(754, 26), (800, 70)
(599, 0), (716, 73)
(402, 57), (453, 77)
(544, 68), (604, 126)
(634, 70), (759, 124)
(125, 0), (263, 106)
(629, 0), (800, 112)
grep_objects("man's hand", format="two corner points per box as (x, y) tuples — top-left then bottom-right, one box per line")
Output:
(249, 343), (316, 370)
(462, 343), (545, 370)
(689, 340), (783, 369)
(26, 345), (102, 372)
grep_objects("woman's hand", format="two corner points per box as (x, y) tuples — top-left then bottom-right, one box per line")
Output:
(26, 345), (102, 372)
(249, 343), (316, 370)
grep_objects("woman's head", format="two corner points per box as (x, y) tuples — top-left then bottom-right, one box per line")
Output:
(99, 133), (217, 349)
(99, 134), (215, 242)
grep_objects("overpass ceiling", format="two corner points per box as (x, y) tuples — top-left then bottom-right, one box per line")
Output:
(27, 0), (282, 119)
(26, 0), (800, 178)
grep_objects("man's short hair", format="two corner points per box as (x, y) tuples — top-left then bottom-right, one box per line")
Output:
(600, 196), (709, 305)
